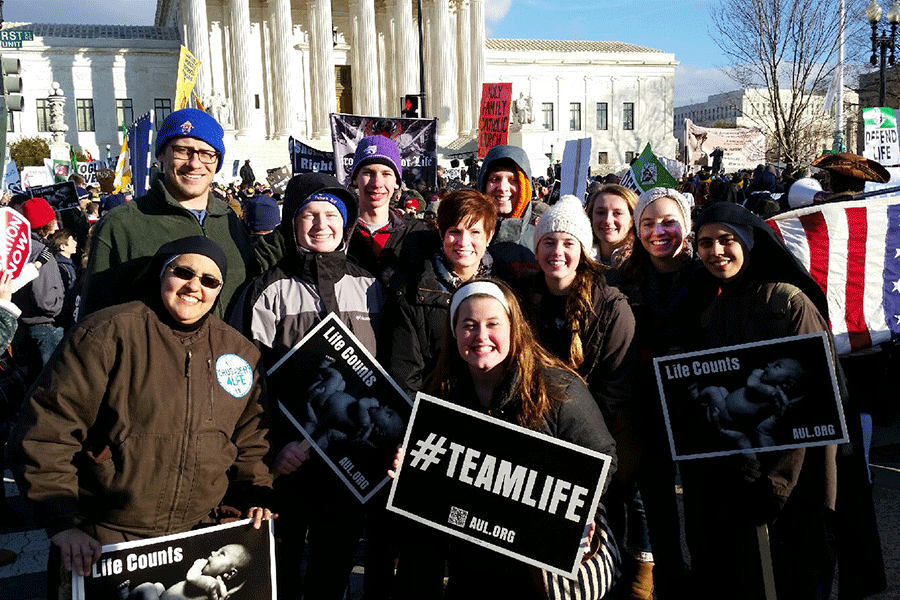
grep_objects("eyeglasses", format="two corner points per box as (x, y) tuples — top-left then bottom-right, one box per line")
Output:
(169, 145), (220, 165)
(167, 265), (223, 289)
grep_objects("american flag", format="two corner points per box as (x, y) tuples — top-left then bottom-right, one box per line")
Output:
(766, 194), (900, 355)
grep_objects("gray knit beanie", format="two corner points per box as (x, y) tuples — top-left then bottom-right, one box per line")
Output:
(534, 194), (593, 253)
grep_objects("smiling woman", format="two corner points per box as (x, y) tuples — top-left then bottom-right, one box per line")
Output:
(390, 278), (619, 599)
(8, 235), (273, 595)
(380, 188), (498, 397)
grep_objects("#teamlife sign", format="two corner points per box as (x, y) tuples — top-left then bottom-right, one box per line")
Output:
(73, 519), (276, 600)
(387, 393), (613, 579)
(266, 313), (413, 503)
(653, 332), (848, 461)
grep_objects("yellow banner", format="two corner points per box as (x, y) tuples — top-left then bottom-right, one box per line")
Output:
(113, 133), (131, 193)
(174, 45), (202, 111)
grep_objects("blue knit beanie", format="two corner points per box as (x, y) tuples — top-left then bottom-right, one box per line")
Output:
(155, 108), (226, 173)
(296, 192), (349, 226)
(244, 195), (282, 232)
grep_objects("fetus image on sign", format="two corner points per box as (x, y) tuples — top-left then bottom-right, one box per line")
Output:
(691, 358), (805, 450)
(303, 361), (405, 452)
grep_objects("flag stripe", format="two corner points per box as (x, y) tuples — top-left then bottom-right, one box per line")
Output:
(820, 209), (850, 347)
(864, 206), (890, 346)
(844, 207), (872, 351)
(799, 211), (830, 300)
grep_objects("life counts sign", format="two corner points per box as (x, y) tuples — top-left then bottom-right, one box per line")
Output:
(0, 207), (30, 279)
(387, 393), (613, 578)
(653, 332), (848, 461)
(74, 520), (275, 600)
(478, 83), (513, 159)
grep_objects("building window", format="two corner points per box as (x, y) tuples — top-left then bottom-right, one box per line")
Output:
(6, 112), (12, 133)
(569, 103), (581, 130)
(76, 99), (95, 132)
(625, 151), (635, 164)
(154, 99), (172, 130)
(598, 152), (608, 164)
(623, 102), (634, 130)
(116, 99), (133, 129)
(542, 102), (554, 130)
(36, 99), (50, 132)
(596, 102), (608, 130)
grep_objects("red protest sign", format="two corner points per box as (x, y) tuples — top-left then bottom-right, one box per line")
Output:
(477, 83), (513, 158)
(0, 207), (31, 279)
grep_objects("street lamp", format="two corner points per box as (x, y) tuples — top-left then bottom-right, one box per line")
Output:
(867, 0), (900, 106)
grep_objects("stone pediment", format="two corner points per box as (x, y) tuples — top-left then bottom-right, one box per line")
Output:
(486, 38), (664, 54)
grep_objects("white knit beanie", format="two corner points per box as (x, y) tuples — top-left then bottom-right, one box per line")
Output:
(633, 187), (692, 233)
(534, 195), (593, 253)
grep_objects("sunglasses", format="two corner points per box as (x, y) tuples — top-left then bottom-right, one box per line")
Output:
(167, 265), (222, 290)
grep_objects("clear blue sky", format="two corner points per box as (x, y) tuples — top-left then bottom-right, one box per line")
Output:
(9, 0), (734, 105)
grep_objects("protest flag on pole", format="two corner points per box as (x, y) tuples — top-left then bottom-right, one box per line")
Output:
(193, 91), (206, 113)
(174, 46), (201, 111)
(113, 124), (131, 193)
(128, 112), (155, 198)
(68, 144), (78, 177)
(619, 143), (678, 194)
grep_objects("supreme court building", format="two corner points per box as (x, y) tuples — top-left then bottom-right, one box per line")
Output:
(6, 0), (678, 176)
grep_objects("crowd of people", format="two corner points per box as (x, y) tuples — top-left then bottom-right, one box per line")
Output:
(0, 105), (894, 600)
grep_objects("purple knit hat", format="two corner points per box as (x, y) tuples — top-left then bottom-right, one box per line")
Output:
(350, 135), (402, 183)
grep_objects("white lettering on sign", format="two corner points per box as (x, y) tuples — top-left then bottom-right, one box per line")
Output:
(407, 433), (588, 522)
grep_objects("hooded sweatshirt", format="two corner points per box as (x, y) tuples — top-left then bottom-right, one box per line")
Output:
(477, 145), (539, 279)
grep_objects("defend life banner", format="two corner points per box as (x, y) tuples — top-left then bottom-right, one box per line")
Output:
(862, 107), (900, 167)
(329, 113), (438, 189)
(73, 519), (276, 600)
(653, 332), (848, 461)
(174, 45), (202, 111)
(289, 137), (336, 175)
(266, 313), (413, 503)
(684, 118), (766, 172)
(477, 82), (513, 158)
(387, 393), (613, 579)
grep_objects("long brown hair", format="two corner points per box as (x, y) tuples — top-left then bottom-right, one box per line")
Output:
(425, 278), (573, 428)
(561, 248), (604, 369)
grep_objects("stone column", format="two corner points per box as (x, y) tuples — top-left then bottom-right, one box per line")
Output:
(228, 0), (254, 137)
(431, 0), (455, 137)
(392, 0), (417, 102)
(351, 0), (380, 116)
(270, 0), (297, 138)
(455, 0), (472, 136)
(377, 2), (394, 116)
(307, 0), (323, 137)
(182, 0), (213, 100)
(309, 0), (337, 138)
(469, 0), (485, 131)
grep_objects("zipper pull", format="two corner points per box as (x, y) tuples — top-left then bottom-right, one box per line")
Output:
(185, 350), (192, 376)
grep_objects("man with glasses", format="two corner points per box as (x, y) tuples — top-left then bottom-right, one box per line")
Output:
(81, 108), (256, 320)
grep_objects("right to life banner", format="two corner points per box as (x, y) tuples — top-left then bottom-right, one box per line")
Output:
(684, 118), (766, 172)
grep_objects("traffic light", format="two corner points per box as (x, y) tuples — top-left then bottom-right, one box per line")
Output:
(401, 94), (419, 119)
(2, 58), (23, 112)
